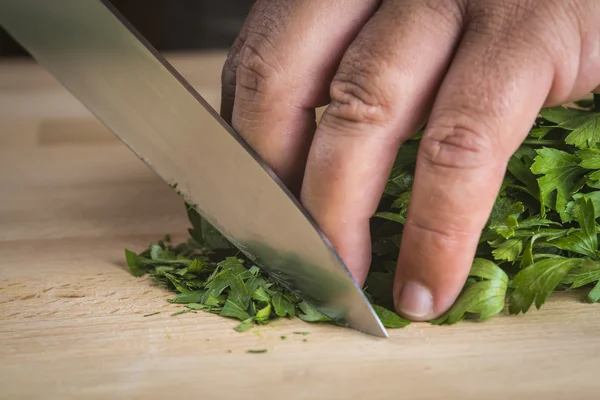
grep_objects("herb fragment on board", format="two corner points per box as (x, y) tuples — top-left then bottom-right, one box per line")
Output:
(127, 95), (600, 331)
(143, 312), (160, 317)
(246, 349), (268, 354)
(171, 310), (193, 316)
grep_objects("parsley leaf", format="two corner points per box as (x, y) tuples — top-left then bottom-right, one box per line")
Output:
(373, 212), (406, 225)
(220, 300), (251, 321)
(272, 293), (295, 318)
(234, 317), (255, 332)
(297, 301), (332, 323)
(372, 305), (411, 328)
(585, 282), (600, 303)
(578, 148), (600, 169)
(488, 197), (525, 239)
(530, 148), (585, 221)
(125, 249), (146, 277)
(563, 259), (600, 289)
(541, 107), (600, 149)
(432, 259), (508, 325)
(550, 197), (599, 259)
(509, 257), (583, 314)
(491, 238), (524, 262)
(507, 153), (541, 202)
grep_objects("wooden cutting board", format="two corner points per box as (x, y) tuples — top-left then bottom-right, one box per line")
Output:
(1, 52), (599, 400)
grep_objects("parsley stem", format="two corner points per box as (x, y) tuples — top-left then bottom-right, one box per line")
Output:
(521, 139), (566, 147)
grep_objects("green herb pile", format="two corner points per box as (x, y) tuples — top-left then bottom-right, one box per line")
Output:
(126, 95), (600, 331)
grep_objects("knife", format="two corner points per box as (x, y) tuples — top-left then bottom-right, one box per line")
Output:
(0, 0), (387, 338)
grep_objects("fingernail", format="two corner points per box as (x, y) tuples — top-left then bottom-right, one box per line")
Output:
(396, 281), (433, 319)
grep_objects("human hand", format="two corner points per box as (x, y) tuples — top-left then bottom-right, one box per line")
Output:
(220, 0), (600, 320)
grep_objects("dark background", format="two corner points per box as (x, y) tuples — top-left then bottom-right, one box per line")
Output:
(0, 0), (254, 57)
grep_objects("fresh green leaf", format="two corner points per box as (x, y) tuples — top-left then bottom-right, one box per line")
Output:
(540, 107), (600, 149)
(530, 148), (585, 220)
(488, 197), (525, 239)
(125, 249), (146, 277)
(507, 155), (540, 201)
(204, 295), (221, 307)
(528, 126), (553, 139)
(566, 192), (600, 220)
(491, 238), (524, 262)
(541, 106), (591, 125)
(298, 302), (332, 323)
(227, 275), (250, 309)
(169, 291), (204, 304)
(578, 148), (600, 169)
(220, 300), (251, 321)
(163, 272), (192, 293)
(201, 218), (233, 249)
(373, 212), (406, 225)
(516, 216), (559, 229)
(188, 259), (204, 274)
(185, 303), (206, 310)
(509, 257), (582, 314)
(587, 171), (600, 188)
(564, 113), (600, 149)
(252, 286), (271, 303)
(550, 197), (599, 259)
(585, 282), (600, 303)
(563, 260), (600, 288)
(150, 244), (167, 260)
(372, 305), (411, 328)
(520, 238), (535, 269)
(432, 259), (508, 324)
(255, 303), (272, 322)
(272, 293), (295, 318)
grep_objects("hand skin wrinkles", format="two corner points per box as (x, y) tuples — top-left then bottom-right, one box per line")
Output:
(220, 0), (600, 321)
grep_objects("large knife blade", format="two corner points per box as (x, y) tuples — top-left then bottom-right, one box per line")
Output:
(0, 0), (388, 337)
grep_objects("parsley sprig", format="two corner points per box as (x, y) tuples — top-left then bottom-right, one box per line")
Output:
(126, 95), (600, 330)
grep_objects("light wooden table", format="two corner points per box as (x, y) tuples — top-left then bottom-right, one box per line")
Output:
(1, 52), (599, 400)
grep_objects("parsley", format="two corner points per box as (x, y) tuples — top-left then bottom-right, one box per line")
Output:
(431, 259), (508, 325)
(372, 305), (411, 328)
(541, 106), (600, 148)
(127, 95), (600, 331)
(143, 312), (160, 317)
(530, 148), (585, 221)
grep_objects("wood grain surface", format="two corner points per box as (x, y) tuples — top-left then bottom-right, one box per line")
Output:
(1, 52), (599, 400)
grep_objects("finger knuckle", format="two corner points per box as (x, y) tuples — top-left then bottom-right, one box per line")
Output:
(419, 112), (497, 170)
(326, 72), (391, 127)
(406, 218), (470, 249)
(421, 0), (466, 29)
(236, 41), (282, 95)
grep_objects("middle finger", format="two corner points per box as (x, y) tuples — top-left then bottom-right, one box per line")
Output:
(301, 0), (466, 284)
